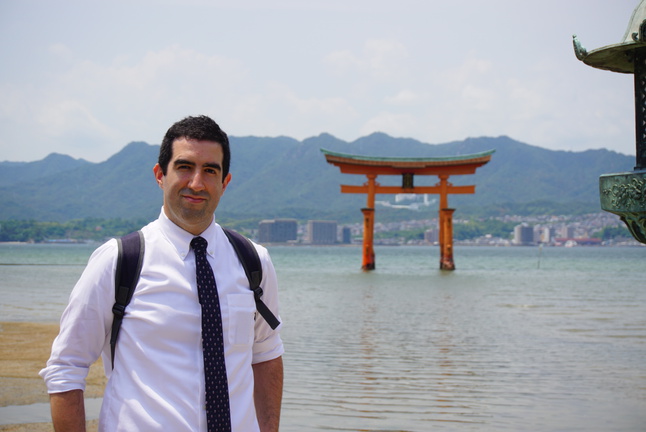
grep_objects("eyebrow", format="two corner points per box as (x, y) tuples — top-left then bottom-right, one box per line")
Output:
(174, 159), (222, 171)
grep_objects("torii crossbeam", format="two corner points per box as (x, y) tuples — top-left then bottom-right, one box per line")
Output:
(321, 148), (494, 270)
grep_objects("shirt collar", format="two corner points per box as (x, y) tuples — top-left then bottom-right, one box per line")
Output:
(158, 209), (220, 260)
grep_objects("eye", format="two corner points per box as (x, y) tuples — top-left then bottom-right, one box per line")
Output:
(203, 166), (220, 175)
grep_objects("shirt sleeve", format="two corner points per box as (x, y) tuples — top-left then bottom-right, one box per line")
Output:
(39, 239), (118, 393)
(251, 244), (284, 364)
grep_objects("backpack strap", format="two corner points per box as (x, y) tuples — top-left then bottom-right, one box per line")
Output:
(111, 230), (144, 369)
(223, 228), (281, 330)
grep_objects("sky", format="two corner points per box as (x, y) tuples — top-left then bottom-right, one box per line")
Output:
(0, 0), (641, 162)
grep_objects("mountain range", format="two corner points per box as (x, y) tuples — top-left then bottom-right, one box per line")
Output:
(0, 133), (634, 224)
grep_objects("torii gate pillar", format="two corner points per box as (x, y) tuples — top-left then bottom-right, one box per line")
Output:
(361, 207), (376, 270)
(439, 208), (456, 270)
(361, 173), (377, 270)
(437, 174), (456, 270)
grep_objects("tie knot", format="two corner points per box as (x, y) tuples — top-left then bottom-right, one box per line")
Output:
(191, 236), (208, 254)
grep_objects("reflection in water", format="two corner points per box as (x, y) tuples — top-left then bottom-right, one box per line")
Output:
(276, 246), (646, 432)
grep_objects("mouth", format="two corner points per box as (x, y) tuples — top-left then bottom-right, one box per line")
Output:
(183, 195), (206, 204)
(181, 189), (209, 204)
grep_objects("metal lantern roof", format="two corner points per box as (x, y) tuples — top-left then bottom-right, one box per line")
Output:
(573, 0), (646, 73)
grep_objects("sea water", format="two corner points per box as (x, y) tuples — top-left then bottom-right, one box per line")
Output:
(1, 243), (645, 431)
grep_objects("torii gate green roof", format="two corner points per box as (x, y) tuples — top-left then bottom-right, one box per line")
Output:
(321, 147), (495, 176)
(320, 148), (495, 164)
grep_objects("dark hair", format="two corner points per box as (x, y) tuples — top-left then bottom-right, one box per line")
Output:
(158, 115), (231, 179)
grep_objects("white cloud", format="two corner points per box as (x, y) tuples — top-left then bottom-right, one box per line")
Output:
(460, 85), (497, 112)
(360, 112), (419, 139)
(324, 39), (409, 81)
(443, 56), (494, 90)
(364, 39), (409, 81)
(506, 78), (545, 121)
(226, 81), (359, 138)
(48, 43), (74, 59)
(324, 50), (363, 76)
(58, 45), (248, 103)
(37, 99), (111, 138)
(385, 90), (421, 106)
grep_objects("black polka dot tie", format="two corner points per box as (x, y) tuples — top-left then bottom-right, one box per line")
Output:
(191, 236), (232, 431)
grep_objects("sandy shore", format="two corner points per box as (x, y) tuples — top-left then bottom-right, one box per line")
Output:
(0, 322), (105, 431)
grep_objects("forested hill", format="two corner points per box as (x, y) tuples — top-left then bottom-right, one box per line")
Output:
(0, 134), (634, 223)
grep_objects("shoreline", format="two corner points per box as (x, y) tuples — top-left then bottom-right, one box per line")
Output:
(0, 322), (105, 431)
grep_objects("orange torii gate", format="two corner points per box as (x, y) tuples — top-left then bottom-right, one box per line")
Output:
(321, 148), (494, 270)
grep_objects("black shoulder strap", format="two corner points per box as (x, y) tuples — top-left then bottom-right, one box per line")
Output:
(223, 228), (281, 330)
(111, 230), (144, 369)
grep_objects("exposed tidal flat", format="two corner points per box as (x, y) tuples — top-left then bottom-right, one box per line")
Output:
(0, 242), (645, 431)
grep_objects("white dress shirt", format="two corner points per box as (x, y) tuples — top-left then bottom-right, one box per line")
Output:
(40, 210), (284, 431)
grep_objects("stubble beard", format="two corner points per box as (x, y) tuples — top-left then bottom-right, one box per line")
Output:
(174, 188), (214, 231)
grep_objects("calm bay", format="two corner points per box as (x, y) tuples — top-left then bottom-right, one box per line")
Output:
(1, 242), (645, 431)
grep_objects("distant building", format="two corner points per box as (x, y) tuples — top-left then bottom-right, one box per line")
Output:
(513, 224), (534, 245)
(424, 228), (439, 244)
(536, 226), (555, 244)
(560, 225), (575, 239)
(341, 227), (352, 244)
(306, 220), (337, 244)
(258, 219), (298, 243)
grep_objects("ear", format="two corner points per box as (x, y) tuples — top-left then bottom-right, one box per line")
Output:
(222, 173), (232, 192)
(153, 163), (164, 189)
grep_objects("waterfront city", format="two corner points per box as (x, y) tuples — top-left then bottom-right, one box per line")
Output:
(257, 212), (640, 247)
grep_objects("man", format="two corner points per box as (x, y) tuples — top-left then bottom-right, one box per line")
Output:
(40, 115), (284, 431)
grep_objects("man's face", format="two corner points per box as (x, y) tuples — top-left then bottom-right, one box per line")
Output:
(153, 137), (232, 235)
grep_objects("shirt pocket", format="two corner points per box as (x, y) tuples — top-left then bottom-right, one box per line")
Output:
(226, 294), (256, 346)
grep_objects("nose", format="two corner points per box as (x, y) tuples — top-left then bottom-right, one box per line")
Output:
(188, 171), (206, 191)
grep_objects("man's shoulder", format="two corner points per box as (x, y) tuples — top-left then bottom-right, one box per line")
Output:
(90, 237), (120, 260)
(250, 238), (271, 263)
(220, 227), (271, 261)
